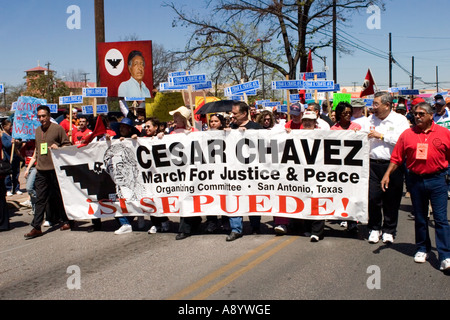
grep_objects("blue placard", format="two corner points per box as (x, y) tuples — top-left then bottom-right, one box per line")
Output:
(96, 104), (109, 114)
(82, 105), (94, 114)
(317, 83), (340, 92)
(263, 101), (281, 108)
(169, 71), (191, 78)
(170, 74), (207, 86)
(388, 87), (408, 93)
(59, 95), (83, 105)
(363, 99), (373, 106)
(304, 80), (335, 90)
(399, 89), (419, 96)
(124, 97), (145, 101)
(12, 96), (47, 141)
(224, 80), (260, 96)
(192, 81), (213, 91)
(232, 89), (257, 96)
(0, 84), (4, 94)
(276, 105), (288, 113)
(47, 104), (58, 114)
(82, 87), (108, 97)
(256, 99), (271, 106)
(303, 72), (327, 80)
(272, 80), (304, 90)
(160, 82), (189, 91)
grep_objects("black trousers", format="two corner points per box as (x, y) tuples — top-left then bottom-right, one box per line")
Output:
(31, 170), (68, 229)
(0, 178), (9, 231)
(368, 161), (404, 235)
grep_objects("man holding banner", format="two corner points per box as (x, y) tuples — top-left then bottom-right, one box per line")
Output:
(24, 105), (73, 239)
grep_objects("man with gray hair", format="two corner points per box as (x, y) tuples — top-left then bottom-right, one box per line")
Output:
(118, 50), (151, 98)
(366, 91), (410, 244)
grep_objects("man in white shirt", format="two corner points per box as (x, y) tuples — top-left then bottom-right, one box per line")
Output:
(367, 91), (410, 245)
(433, 98), (450, 129)
(306, 102), (331, 130)
(118, 51), (151, 98)
(351, 98), (370, 131)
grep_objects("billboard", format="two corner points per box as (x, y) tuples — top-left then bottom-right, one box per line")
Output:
(98, 41), (153, 99)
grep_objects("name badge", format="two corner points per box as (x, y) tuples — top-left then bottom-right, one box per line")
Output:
(40, 143), (48, 155)
(416, 143), (428, 160)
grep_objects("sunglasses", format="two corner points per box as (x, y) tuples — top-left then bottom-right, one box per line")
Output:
(414, 112), (426, 117)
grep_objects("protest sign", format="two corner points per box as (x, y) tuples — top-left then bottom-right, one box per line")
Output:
(12, 96), (46, 141)
(332, 93), (352, 110)
(52, 130), (369, 223)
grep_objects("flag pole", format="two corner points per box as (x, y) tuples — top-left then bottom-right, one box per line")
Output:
(369, 68), (379, 93)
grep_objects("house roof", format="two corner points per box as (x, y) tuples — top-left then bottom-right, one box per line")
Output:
(25, 66), (54, 73)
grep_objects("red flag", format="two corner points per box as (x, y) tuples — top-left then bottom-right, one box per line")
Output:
(77, 115), (107, 148)
(306, 49), (314, 73)
(360, 69), (376, 98)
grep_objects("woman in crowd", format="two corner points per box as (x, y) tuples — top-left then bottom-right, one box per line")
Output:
(331, 102), (361, 234)
(139, 117), (171, 234)
(204, 114), (229, 233)
(256, 110), (275, 130)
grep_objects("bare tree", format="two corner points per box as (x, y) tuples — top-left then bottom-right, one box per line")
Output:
(166, 0), (385, 80)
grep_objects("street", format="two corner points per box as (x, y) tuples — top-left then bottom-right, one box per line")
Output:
(0, 172), (449, 305)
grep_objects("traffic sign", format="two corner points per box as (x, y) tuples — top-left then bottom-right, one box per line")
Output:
(47, 104), (58, 114)
(304, 80), (335, 90)
(82, 87), (108, 97)
(271, 80), (304, 90)
(170, 74), (207, 86)
(224, 80), (260, 96)
(59, 95), (83, 105)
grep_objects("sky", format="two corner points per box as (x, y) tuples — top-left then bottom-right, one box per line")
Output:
(1, 0), (450, 93)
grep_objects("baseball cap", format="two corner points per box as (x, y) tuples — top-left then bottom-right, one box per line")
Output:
(302, 111), (317, 120)
(411, 98), (425, 106)
(289, 102), (304, 116)
(351, 99), (366, 108)
(435, 98), (446, 106)
(396, 103), (406, 110)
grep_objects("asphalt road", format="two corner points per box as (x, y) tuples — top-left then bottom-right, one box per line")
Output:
(1, 183), (449, 307)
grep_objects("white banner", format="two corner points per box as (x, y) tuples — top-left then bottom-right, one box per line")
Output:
(52, 130), (369, 223)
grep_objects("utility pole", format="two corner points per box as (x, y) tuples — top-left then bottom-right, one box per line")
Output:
(332, 0), (337, 83)
(411, 56), (415, 90)
(81, 73), (90, 87)
(95, 0), (105, 87)
(436, 66), (439, 92)
(389, 33), (392, 88)
(256, 38), (271, 99)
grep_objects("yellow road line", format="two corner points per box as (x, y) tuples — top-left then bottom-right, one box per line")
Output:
(192, 236), (298, 300)
(166, 237), (284, 300)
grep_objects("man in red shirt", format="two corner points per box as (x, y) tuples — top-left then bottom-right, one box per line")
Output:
(381, 101), (450, 273)
(73, 116), (92, 146)
(284, 102), (304, 130)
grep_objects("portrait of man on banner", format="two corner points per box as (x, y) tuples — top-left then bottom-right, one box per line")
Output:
(98, 41), (153, 98)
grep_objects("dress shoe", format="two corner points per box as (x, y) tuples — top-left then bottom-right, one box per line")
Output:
(226, 232), (243, 242)
(24, 228), (43, 239)
(60, 223), (71, 231)
(175, 232), (190, 240)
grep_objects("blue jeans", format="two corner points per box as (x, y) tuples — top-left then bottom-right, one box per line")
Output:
(409, 171), (450, 262)
(116, 216), (134, 226)
(26, 167), (37, 212)
(229, 216), (261, 234)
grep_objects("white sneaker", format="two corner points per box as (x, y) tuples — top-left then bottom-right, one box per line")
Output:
(368, 230), (382, 244)
(148, 226), (157, 234)
(382, 233), (394, 244)
(440, 258), (450, 271)
(340, 221), (347, 228)
(20, 199), (32, 208)
(43, 221), (52, 227)
(414, 251), (429, 263)
(6, 191), (12, 197)
(114, 224), (132, 235)
(310, 235), (320, 242)
(274, 224), (287, 235)
(161, 221), (170, 232)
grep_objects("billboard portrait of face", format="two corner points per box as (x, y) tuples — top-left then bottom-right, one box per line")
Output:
(98, 41), (153, 99)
